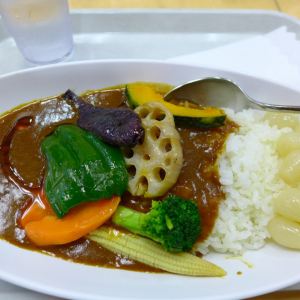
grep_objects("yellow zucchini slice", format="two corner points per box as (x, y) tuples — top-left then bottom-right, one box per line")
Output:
(126, 84), (226, 128)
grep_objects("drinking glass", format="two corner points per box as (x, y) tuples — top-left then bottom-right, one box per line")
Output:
(0, 0), (73, 65)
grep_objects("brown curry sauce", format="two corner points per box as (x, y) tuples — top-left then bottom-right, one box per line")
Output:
(0, 87), (238, 273)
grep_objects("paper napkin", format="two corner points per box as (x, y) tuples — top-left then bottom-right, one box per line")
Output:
(168, 26), (300, 90)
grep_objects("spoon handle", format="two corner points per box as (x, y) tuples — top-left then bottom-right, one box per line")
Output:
(250, 98), (300, 112)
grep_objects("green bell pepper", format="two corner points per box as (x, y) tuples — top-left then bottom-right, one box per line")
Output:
(41, 125), (128, 218)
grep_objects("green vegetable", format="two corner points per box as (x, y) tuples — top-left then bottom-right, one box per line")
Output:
(41, 125), (128, 218)
(126, 83), (226, 128)
(111, 194), (201, 252)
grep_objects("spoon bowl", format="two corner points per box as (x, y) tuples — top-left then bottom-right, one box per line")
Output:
(164, 77), (300, 112)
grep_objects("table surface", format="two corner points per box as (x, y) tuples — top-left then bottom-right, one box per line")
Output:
(71, 1), (298, 300)
(68, 0), (300, 19)
(4, 1), (299, 300)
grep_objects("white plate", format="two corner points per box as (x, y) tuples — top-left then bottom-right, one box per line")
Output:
(0, 60), (300, 300)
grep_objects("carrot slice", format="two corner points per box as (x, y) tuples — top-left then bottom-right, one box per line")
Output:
(20, 192), (56, 228)
(25, 196), (120, 246)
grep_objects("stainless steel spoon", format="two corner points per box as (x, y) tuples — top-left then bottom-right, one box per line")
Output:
(164, 77), (300, 112)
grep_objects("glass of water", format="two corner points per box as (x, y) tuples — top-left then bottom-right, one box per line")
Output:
(0, 0), (73, 65)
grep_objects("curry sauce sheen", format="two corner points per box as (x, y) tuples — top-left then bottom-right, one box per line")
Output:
(0, 87), (238, 272)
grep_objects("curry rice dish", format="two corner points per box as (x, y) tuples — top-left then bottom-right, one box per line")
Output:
(0, 83), (295, 275)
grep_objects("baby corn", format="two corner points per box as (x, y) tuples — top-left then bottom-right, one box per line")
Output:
(87, 226), (226, 277)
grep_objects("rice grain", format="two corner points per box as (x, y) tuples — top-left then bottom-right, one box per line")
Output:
(198, 109), (291, 255)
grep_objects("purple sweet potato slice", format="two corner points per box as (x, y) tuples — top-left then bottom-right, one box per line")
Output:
(62, 89), (144, 147)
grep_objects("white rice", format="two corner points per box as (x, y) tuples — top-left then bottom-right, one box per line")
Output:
(197, 109), (292, 255)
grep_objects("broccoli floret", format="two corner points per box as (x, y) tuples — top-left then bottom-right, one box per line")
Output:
(111, 194), (201, 252)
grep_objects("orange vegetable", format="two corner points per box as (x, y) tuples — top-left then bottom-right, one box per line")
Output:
(24, 196), (120, 246)
(20, 191), (56, 228)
